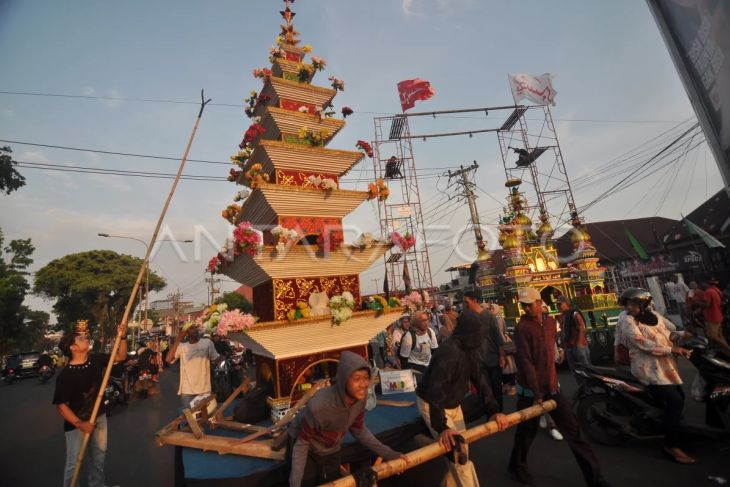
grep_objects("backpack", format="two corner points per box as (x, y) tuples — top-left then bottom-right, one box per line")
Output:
(398, 327), (436, 358)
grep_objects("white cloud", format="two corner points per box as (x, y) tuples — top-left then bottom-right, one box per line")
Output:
(402, 0), (419, 17)
(19, 151), (50, 164)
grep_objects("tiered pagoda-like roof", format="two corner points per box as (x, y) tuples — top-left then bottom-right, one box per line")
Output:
(208, 1), (400, 372)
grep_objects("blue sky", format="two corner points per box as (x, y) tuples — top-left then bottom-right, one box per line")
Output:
(0, 0), (723, 318)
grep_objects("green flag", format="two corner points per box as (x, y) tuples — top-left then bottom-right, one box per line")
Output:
(624, 225), (648, 260)
(683, 218), (726, 249)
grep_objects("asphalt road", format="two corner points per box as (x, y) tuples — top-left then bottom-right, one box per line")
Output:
(0, 359), (728, 486)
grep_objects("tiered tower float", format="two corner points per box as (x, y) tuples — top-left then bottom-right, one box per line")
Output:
(489, 103), (621, 329)
(209, 1), (401, 407)
(496, 179), (573, 320)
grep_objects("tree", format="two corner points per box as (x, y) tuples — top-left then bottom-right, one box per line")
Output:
(0, 146), (26, 195)
(33, 250), (166, 346)
(215, 291), (253, 313)
(0, 228), (39, 355)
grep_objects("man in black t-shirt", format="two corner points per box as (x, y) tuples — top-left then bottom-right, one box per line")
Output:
(53, 321), (127, 487)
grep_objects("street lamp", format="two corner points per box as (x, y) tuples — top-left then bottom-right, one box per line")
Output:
(97, 233), (193, 332)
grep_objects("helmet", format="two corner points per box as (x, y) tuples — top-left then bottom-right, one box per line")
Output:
(619, 288), (653, 310)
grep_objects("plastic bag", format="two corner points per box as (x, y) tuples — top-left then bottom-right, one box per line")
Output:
(691, 372), (706, 402)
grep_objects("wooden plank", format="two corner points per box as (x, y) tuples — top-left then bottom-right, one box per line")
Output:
(183, 409), (205, 440)
(212, 378), (250, 422)
(376, 400), (415, 408)
(322, 400), (557, 487)
(236, 380), (325, 445)
(212, 419), (268, 433)
(157, 431), (285, 461)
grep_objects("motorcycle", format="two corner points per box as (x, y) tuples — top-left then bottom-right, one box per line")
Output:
(38, 364), (55, 383)
(2, 366), (17, 385)
(136, 369), (154, 399)
(212, 358), (232, 402)
(104, 362), (130, 416)
(574, 336), (730, 446)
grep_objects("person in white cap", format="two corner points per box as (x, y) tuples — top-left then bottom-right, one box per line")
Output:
(507, 287), (610, 487)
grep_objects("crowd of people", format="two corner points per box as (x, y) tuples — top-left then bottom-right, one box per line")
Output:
(46, 272), (728, 487)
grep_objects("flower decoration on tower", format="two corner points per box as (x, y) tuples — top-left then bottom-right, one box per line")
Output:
(356, 140), (373, 158)
(221, 203), (241, 224)
(207, 256), (222, 274)
(240, 123), (266, 150)
(329, 291), (356, 326)
(287, 301), (311, 321)
(230, 147), (253, 168)
(217, 309), (256, 336)
(298, 126), (331, 146)
(310, 56), (327, 71)
(390, 231), (416, 251)
(252, 67), (272, 79)
(269, 46), (285, 62)
(367, 295), (390, 314)
(341, 106), (353, 118)
(271, 224), (300, 253)
(232, 221), (262, 256)
(328, 76), (345, 91)
(244, 163), (270, 188)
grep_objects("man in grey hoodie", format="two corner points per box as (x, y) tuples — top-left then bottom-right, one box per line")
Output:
(288, 351), (406, 487)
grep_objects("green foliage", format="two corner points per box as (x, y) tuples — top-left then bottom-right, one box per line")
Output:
(0, 228), (43, 355)
(33, 250), (166, 343)
(215, 291), (253, 313)
(0, 146), (26, 195)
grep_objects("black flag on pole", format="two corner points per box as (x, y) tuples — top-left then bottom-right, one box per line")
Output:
(402, 263), (412, 294)
(383, 268), (390, 300)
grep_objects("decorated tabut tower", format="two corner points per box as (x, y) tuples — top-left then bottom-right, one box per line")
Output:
(474, 104), (621, 328)
(208, 1), (402, 409)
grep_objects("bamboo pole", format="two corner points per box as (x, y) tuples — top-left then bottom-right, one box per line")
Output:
(70, 90), (211, 487)
(320, 400), (556, 487)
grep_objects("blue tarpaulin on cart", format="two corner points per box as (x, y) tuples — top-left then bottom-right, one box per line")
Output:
(183, 392), (420, 480)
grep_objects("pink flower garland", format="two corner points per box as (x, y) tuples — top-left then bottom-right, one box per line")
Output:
(233, 221), (261, 256)
(217, 309), (255, 336)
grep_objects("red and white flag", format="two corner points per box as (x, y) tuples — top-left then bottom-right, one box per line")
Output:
(509, 73), (557, 106)
(397, 78), (436, 112)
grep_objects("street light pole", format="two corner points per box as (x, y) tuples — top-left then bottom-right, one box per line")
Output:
(97, 233), (192, 332)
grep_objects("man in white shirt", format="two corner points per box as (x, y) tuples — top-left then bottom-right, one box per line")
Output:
(399, 311), (438, 374)
(165, 323), (220, 409)
(671, 275), (690, 326)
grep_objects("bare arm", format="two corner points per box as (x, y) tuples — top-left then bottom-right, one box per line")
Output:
(165, 330), (186, 364)
(56, 403), (95, 434)
(115, 322), (128, 362)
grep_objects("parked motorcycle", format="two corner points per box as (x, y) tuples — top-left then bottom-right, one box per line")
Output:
(574, 336), (730, 446)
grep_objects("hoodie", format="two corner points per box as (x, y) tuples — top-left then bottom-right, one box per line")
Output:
(288, 351), (399, 487)
(416, 310), (500, 433)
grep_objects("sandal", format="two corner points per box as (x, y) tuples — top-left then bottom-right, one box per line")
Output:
(663, 447), (696, 464)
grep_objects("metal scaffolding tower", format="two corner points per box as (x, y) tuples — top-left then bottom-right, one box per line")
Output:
(496, 105), (577, 233)
(372, 114), (434, 293)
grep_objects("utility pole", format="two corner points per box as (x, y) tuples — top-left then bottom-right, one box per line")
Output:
(206, 273), (221, 305)
(448, 161), (488, 259)
(168, 289), (183, 335)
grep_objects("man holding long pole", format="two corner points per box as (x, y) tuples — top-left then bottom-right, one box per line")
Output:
(53, 320), (127, 487)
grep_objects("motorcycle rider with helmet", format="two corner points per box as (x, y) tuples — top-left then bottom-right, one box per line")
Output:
(614, 288), (695, 464)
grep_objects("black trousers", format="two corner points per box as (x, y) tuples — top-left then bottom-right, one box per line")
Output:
(486, 366), (504, 412)
(509, 392), (602, 484)
(647, 384), (685, 448)
(286, 437), (342, 486)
